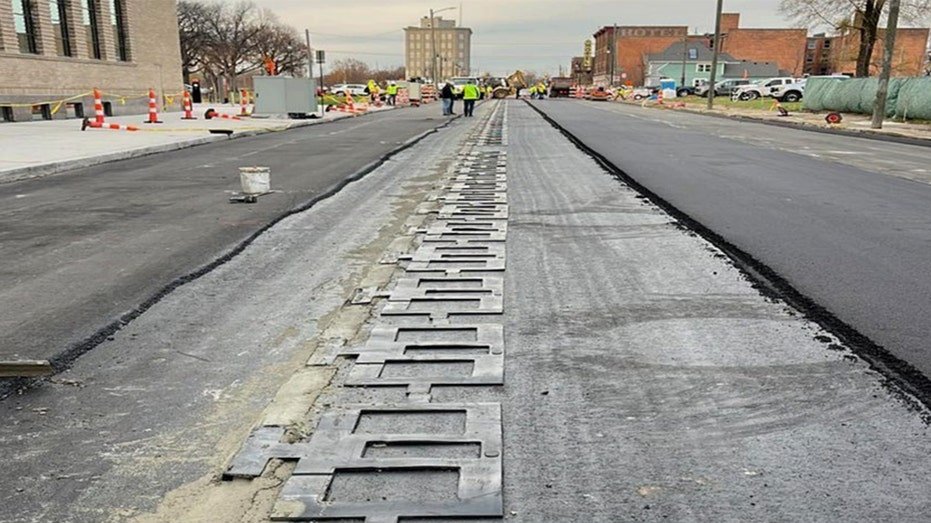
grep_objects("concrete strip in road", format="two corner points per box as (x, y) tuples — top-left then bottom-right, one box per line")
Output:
(494, 101), (930, 521)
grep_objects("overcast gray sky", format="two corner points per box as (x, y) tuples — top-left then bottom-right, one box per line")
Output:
(258, 0), (800, 75)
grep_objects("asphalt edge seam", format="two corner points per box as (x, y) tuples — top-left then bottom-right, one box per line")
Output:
(0, 114), (459, 399)
(525, 99), (931, 419)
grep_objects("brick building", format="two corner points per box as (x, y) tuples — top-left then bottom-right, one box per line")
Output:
(827, 26), (930, 77)
(593, 12), (929, 87)
(0, 0), (183, 122)
(592, 13), (807, 86)
(404, 16), (472, 81)
(593, 25), (688, 86)
(715, 13), (808, 77)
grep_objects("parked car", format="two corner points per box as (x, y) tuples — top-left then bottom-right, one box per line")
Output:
(676, 85), (698, 97)
(630, 86), (657, 100)
(771, 79), (806, 102)
(732, 77), (801, 101)
(696, 79), (752, 98)
(331, 84), (368, 96)
(771, 74), (850, 103)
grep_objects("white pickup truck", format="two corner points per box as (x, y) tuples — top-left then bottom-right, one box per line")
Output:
(732, 77), (802, 101)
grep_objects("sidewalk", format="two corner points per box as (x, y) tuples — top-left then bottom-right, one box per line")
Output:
(626, 97), (931, 146)
(0, 102), (393, 183)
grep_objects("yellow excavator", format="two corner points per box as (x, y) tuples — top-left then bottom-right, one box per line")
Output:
(492, 71), (527, 99)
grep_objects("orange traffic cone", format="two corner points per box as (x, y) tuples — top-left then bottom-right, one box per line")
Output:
(181, 90), (196, 120)
(145, 88), (162, 124)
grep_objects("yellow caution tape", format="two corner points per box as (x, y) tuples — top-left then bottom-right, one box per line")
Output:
(0, 91), (93, 108)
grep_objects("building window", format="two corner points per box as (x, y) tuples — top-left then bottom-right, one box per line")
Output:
(11, 0), (39, 54)
(807, 40), (817, 50)
(49, 0), (73, 57)
(81, 0), (102, 59)
(823, 40), (831, 49)
(696, 63), (712, 73)
(108, 0), (129, 61)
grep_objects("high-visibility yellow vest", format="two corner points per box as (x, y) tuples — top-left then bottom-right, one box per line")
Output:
(387, 84), (399, 95)
(463, 84), (480, 100)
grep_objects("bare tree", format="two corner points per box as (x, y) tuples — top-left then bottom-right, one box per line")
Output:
(325, 59), (371, 85)
(200, 1), (265, 94)
(253, 10), (308, 77)
(780, 0), (931, 76)
(177, 1), (216, 84)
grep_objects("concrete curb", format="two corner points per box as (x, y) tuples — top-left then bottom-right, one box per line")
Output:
(624, 101), (931, 149)
(0, 108), (389, 185)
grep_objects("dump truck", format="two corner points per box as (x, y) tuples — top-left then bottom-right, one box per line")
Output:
(548, 77), (573, 98)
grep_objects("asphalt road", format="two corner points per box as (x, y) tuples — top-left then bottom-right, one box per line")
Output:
(532, 99), (931, 386)
(0, 105), (452, 365)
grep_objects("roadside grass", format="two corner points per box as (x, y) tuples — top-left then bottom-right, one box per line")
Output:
(676, 95), (803, 112)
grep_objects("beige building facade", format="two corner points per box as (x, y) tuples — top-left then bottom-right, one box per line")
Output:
(404, 16), (471, 81)
(0, 0), (183, 122)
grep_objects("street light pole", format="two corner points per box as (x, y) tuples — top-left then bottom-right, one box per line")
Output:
(680, 31), (688, 88)
(305, 29), (313, 80)
(872, 0), (902, 129)
(610, 24), (617, 86)
(429, 7), (456, 86)
(430, 8), (437, 86)
(707, 0), (724, 110)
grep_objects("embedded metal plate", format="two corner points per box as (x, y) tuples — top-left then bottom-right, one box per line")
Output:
(268, 403), (503, 522)
(379, 275), (504, 317)
(401, 243), (506, 273)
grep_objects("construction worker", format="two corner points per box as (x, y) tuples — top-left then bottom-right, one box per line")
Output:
(462, 79), (480, 117)
(440, 80), (455, 116)
(386, 81), (399, 106)
(485, 84), (494, 99)
(529, 84), (537, 99)
(536, 82), (547, 99)
(367, 79), (380, 104)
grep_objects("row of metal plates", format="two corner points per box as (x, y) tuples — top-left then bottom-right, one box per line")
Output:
(226, 102), (510, 522)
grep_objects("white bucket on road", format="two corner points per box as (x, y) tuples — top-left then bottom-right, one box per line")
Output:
(239, 167), (270, 194)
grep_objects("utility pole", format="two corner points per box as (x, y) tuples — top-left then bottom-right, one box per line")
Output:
(872, 0), (901, 129)
(430, 8), (437, 86)
(680, 31), (688, 88)
(305, 29), (313, 80)
(610, 24), (617, 86)
(707, 0), (724, 110)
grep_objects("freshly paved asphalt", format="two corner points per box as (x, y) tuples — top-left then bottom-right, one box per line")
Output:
(532, 99), (931, 383)
(0, 105), (451, 364)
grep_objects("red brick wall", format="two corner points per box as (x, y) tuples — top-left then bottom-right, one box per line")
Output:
(832, 28), (930, 76)
(617, 35), (688, 85)
(593, 26), (688, 85)
(721, 13), (741, 32)
(721, 29), (809, 76)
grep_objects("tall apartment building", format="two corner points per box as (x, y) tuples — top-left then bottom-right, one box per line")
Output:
(404, 16), (471, 81)
(0, 0), (183, 122)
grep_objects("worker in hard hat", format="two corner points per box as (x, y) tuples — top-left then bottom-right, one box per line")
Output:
(367, 79), (380, 104)
(386, 81), (399, 106)
(462, 79), (480, 117)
